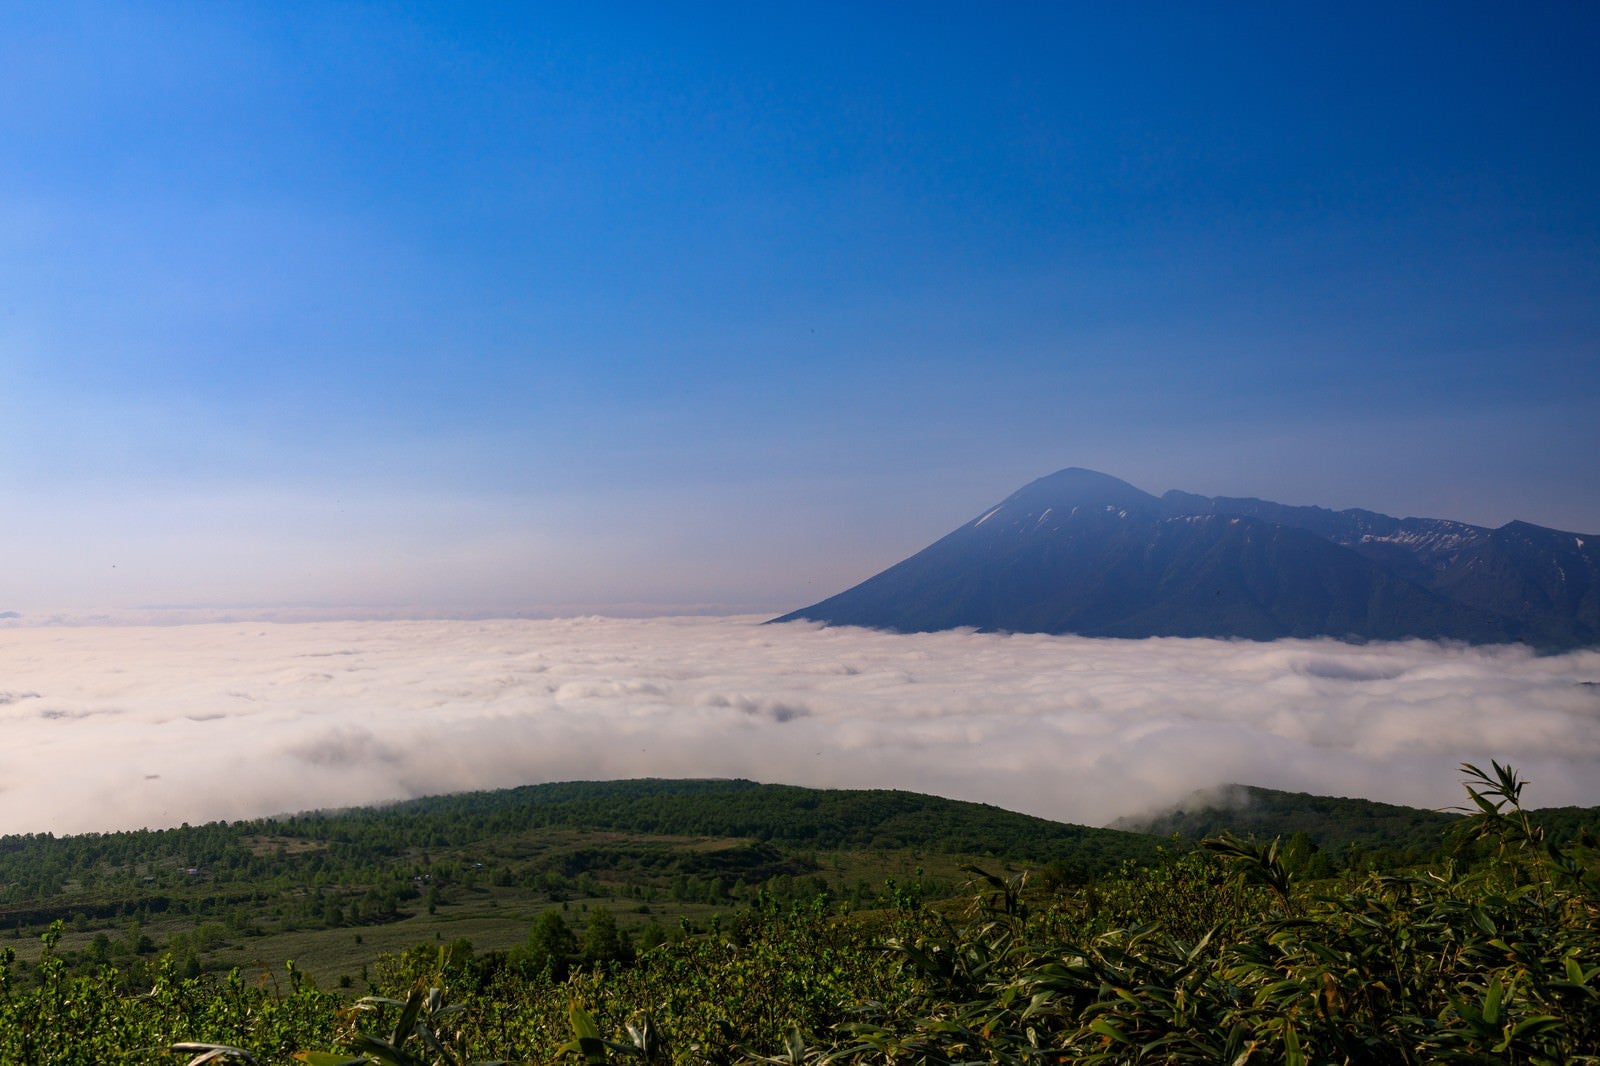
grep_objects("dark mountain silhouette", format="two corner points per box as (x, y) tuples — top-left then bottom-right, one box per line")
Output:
(771, 468), (1600, 647)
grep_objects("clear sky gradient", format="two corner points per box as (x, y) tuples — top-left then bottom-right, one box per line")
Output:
(4, 2), (1597, 616)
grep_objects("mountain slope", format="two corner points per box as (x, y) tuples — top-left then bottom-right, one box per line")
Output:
(1161, 491), (1600, 643)
(773, 468), (1596, 646)
(1115, 783), (1600, 861)
(1113, 785), (1461, 857)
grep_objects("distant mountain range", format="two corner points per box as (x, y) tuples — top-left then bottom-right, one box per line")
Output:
(772, 468), (1600, 647)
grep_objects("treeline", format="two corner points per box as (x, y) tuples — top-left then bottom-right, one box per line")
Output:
(264, 778), (1167, 866)
(0, 780), (1165, 935)
(1, 779), (1159, 883)
(15, 776), (1597, 904)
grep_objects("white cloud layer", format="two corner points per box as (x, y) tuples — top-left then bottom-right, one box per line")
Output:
(2, 617), (1597, 837)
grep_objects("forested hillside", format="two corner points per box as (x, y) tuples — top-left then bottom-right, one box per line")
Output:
(1118, 784), (1600, 865)
(306, 778), (1159, 860)
(0, 779), (1168, 992)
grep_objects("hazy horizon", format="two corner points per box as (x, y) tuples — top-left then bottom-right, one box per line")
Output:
(4, 460), (1598, 623)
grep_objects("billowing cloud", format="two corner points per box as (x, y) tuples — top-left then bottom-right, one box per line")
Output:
(1, 617), (1597, 836)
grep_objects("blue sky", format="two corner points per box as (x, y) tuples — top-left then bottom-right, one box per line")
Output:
(3, 2), (1597, 615)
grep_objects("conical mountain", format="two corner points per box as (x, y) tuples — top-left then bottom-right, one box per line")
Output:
(772, 469), (1598, 646)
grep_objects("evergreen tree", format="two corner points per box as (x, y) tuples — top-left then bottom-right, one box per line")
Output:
(581, 906), (631, 967)
(510, 909), (576, 980)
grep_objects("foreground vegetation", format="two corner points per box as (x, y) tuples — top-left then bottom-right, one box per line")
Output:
(0, 764), (1596, 1062)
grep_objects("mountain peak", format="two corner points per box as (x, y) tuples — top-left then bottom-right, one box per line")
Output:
(996, 468), (1159, 514)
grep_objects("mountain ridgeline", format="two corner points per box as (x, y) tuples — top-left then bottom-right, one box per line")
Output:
(773, 468), (1600, 648)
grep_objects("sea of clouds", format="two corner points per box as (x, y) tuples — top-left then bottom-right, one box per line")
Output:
(2, 615), (1598, 837)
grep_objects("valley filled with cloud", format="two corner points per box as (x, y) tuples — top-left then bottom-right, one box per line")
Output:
(3, 616), (1596, 837)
